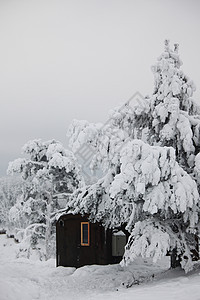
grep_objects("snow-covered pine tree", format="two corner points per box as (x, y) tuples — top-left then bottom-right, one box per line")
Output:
(7, 139), (84, 259)
(67, 40), (200, 272)
(0, 175), (23, 232)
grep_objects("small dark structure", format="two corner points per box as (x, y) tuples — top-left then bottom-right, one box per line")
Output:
(56, 214), (127, 268)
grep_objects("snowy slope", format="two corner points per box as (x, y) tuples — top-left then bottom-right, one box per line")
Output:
(0, 234), (200, 300)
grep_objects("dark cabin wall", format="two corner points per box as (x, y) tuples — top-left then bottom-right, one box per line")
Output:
(57, 214), (199, 269)
(56, 214), (113, 268)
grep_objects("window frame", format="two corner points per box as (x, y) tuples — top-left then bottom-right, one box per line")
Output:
(81, 222), (90, 246)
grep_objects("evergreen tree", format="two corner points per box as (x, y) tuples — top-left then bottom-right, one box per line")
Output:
(68, 41), (200, 272)
(7, 139), (84, 259)
(0, 175), (23, 232)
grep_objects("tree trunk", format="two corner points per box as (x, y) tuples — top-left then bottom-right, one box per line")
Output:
(170, 248), (181, 268)
(45, 192), (52, 260)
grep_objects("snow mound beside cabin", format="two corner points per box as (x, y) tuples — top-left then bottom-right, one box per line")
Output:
(1, 235), (200, 300)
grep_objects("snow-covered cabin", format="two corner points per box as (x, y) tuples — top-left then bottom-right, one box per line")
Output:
(56, 214), (128, 268)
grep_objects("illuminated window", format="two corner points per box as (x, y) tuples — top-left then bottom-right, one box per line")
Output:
(81, 222), (90, 246)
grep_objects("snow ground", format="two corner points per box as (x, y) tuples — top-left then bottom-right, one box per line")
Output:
(0, 235), (200, 300)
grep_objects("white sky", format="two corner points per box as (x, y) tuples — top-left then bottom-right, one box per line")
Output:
(0, 0), (200, 176)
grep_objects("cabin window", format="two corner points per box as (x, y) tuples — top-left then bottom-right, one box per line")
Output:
(81, 222), (90, 246)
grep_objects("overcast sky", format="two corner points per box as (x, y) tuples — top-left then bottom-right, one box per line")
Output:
(0, 0), (200, 176)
